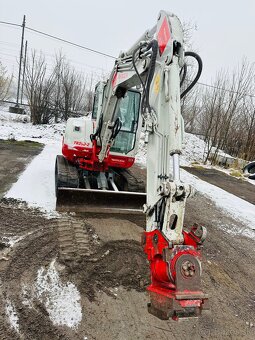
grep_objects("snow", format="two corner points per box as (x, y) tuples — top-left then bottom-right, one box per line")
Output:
(6, 142), (61, 213)
(0, 119), (64, 145)
(35, 260), (82, 328)
(181, 169), (255, 232)
(5, 299), (20, 333)
(0, 106), (65, 144)
(181, 132), (207, 165)
(21, 260), (82, 328)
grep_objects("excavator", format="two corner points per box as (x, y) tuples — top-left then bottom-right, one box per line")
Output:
(55, 10), (208, 320)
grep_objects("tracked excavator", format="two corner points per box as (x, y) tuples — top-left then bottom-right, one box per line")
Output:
(55, 10), (208, 320)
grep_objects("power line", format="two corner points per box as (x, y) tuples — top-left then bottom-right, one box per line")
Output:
(26, 26), (116, 59)
(0, 20), (21, 28)
(0, 19), (116, 59)
(196, 81), (255, 99)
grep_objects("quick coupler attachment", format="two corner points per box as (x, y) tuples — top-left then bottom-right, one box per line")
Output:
(142, 226), (209, 320)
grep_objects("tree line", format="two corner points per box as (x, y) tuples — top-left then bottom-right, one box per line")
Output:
(181, 59), (255, 162)
(24, 51), (101, 124)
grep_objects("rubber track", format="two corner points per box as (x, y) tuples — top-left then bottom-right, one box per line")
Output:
(57, 218), (91, 262)
(118, 168), (145, 192)
(56, 155), (79, 189)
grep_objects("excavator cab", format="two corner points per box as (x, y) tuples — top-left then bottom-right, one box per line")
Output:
(92, 82), (141, 155)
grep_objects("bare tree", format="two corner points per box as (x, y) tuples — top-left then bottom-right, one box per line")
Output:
(53, 54), (88, 120)
(0, 60), (13, 100)
(181, 86), (203, 133)
(196, 58), (255, 164)
(25, 51), (56, 124)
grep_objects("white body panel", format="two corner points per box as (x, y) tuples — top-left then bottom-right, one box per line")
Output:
(63, 117), (94, 148)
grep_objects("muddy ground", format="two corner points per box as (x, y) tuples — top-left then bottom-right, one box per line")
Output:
(0, 141), (255, 339)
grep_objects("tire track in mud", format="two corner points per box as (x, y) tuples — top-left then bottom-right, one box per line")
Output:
(57, 218), (149, 301)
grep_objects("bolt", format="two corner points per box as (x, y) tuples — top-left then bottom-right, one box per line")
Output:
(181, 260), (196, 277)
(182, 264), (188, 271)
(153, 234), (158, 244)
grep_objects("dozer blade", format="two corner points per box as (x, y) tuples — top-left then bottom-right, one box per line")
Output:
(56, 187), (146, 214)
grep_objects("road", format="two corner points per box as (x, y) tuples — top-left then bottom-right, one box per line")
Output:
(183, 166), (255, 205)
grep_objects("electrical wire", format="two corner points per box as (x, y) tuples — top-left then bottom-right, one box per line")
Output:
(0, 20), (21, 28)
(0, 19), (115, 59)
(196, 81), (255, 98)
(26, 26), (115, 59)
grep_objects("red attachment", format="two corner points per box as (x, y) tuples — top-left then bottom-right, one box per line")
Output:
(142, 226), (208, 320)
(157, 17), (171, 55)
(143, 229), (200, 286)
(62, 141), (135, 172)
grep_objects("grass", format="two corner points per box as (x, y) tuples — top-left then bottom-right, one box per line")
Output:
(229, 170), (243, 178)
(191, 162), (204, 170)
(0, 139), (44, 148)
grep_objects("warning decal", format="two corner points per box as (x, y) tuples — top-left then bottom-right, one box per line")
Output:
(157, 17), (171, 56)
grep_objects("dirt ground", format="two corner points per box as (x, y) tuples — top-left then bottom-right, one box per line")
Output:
(0, 142), (255, 339)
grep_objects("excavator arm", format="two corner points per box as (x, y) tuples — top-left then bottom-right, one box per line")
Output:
(91, 10), (208, 320)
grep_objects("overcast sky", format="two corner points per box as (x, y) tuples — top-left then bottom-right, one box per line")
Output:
(0, 0), (255, 85)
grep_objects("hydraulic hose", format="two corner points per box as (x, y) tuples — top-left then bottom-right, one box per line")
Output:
(143, 40), (158, 111)
(132, 40), (158, 114)
(111, 117), (122, 139)
(180, 63), (187, 88)
(180, 51), (203, 99)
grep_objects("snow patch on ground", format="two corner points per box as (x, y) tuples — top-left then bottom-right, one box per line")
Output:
(136, 131), (249, 177)
(21, 260), (83, 328)
(181, 169), (255, 232)
(181, 133), (207, 165)
(5, 299), (20, 333)
(247, 178), (255, 186)
(5, 142), (61, 213)
(0, 120), (64, 145)
(0, 107), (64, 144)
(136, 131), (209, 166)
(35, 260), (82, 328)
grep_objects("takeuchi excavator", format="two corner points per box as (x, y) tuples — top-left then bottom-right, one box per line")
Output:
(55, 10), (209, 320)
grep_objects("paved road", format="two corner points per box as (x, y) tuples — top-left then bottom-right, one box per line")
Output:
(183, 166), (255, 205)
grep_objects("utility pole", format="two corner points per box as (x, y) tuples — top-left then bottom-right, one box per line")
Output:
(20, 40), (28, 105)
(16, 15), (26, 107)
